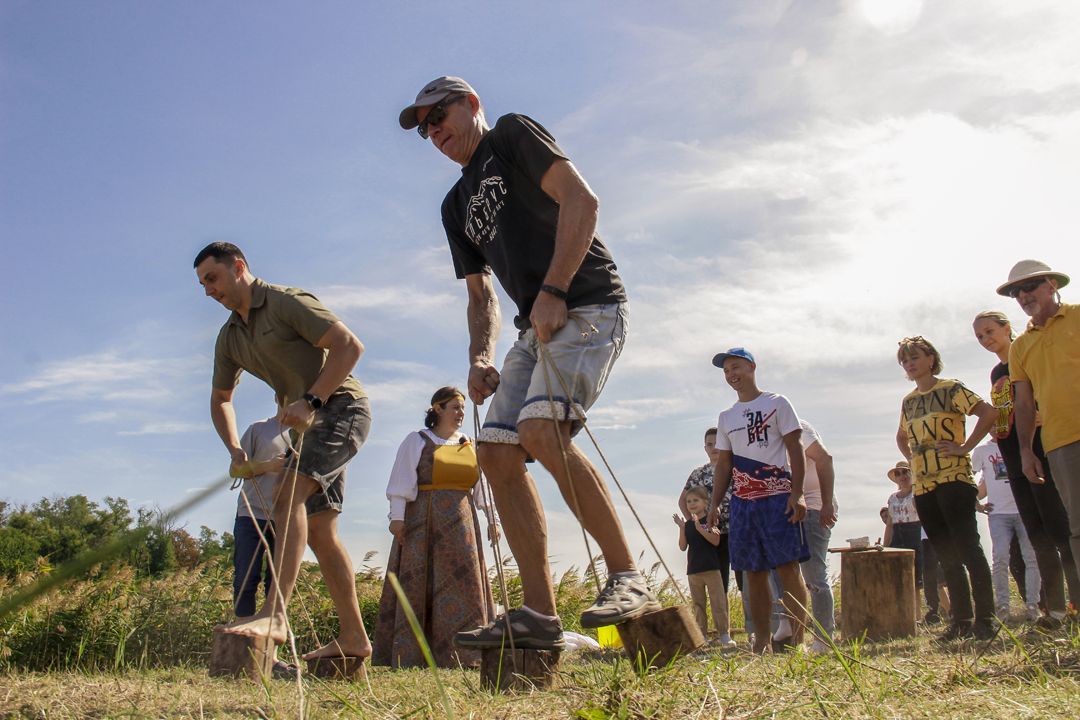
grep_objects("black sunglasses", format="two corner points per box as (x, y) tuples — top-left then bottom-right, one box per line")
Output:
(1008, 278), (1046, 298)
(418, 95), (465, 140)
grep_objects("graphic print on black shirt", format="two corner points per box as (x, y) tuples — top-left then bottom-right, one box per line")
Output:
(441, 113), (626, 329)
(990, 361), (1047, 480)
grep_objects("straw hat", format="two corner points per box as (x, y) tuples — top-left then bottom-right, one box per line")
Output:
(996, 259), (1070, 297)
(887, 460), (911, 483)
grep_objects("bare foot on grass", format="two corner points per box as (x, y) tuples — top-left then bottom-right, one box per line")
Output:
(217, 614), (289, 646)
(302, 637), (372, 661)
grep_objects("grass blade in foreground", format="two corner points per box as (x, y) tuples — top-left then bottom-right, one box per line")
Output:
(386, 571), (456, 720)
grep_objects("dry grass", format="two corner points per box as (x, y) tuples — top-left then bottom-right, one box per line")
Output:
(2, 628), (1078, 719)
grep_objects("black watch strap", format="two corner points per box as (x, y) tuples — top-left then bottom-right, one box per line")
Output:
(539, 283), (569, 300)
(303, 392), (323, 410)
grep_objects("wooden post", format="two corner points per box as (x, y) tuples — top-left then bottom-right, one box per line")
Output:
(479, 648), (560, 691)
(306, 656), (367, 681)
(839, 547), (917, 641)
(616, 606), (704, 669)
(208, 631), (275, 679)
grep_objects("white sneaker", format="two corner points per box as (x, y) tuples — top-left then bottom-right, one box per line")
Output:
(716, 633), (736, 648)
(809, 638), (831, 655)
(1025, 603), (1040, 622)
(772, 617), (793, 642)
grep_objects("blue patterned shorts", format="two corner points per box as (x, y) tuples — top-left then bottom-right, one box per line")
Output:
(729, 493), (809, 572)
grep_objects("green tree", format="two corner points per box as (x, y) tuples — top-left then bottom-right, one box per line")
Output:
(0, 526), (39, 576)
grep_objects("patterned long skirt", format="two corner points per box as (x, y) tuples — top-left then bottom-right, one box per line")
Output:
(372, 489), (495, 669)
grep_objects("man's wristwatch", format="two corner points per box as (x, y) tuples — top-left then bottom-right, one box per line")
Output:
(539, 283), (568, 300)
(303, 392), (323, 411)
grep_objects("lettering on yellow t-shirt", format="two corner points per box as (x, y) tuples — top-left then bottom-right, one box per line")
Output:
(899, 379), (982, 494)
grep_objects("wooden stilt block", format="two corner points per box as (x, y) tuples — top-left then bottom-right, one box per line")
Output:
(208, 631), (276, 679)
(616, 606), (704, 669)
(839, 547), (917, 641)
(306, 656), (367, 681)
(479, 648), (560, 691)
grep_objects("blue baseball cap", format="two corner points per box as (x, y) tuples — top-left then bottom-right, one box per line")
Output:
(711, 347), (756, 368)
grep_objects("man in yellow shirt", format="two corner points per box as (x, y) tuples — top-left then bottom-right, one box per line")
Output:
(998, 259), (1080, 596)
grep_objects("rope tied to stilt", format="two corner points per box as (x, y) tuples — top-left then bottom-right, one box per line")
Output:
(536, 339), (689, 606)
(473, 405), (517, 655)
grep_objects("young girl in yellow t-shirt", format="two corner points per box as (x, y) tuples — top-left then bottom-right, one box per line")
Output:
(895, 336), (998, 641)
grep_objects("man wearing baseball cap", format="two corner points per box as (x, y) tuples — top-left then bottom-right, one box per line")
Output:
(708, 347), (809, 653)
(999, 259), (1080, 587)
(399, 77), (654, 649)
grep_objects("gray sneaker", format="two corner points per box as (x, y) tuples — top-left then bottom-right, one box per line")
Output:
(579, 574), (661, 629)
(454, 609), (566, 650)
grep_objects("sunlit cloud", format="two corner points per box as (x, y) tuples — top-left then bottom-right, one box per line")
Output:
(0, 352), (203, 403)
(117, 421), (205, 436)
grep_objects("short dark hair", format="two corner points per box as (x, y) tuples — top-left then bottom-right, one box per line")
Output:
(704, 427), (718, 441)
(194, 242), (247, 269)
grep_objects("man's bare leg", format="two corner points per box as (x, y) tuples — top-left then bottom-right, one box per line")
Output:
(518, 418), (634, 574)
(477, 442), (557, 615)
(302, 511), (372, 660)
(774, 561), (809, 646)
(221, 472), (318, 644)
(746, 570), (773, 654)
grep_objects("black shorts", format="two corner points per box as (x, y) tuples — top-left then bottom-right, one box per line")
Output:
(284, 393), (371, 515)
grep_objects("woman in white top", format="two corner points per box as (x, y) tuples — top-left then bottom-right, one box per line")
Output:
(372, 387), (496, 669)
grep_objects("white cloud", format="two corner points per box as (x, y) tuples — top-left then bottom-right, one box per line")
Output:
(117, 421), (205, 436)
(316, 284), (457, 315)
(0, 352), (203, 403)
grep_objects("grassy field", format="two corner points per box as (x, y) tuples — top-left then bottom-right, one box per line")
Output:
(2, 561), (1079, 718)
(3, 627), (1079, 719)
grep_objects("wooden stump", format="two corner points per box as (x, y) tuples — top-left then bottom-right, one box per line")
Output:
(616, 606), (704, 669)
(208, 631), (275, 679)
(306, 656), (367, 681)
(479, 648), (560, 691)
(840, 547), (917, 641)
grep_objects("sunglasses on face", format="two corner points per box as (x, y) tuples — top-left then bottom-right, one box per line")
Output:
(1008, 278), (1046, 298)
(417, 95), (464, 140)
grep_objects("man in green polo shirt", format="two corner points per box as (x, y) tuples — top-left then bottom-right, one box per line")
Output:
(195, 242), (373, 662)
(998, 258), (1080, 596)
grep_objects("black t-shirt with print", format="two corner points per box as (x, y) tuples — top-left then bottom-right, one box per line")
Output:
(684, 519), (725, 575)
(441, 113), (626, 330)
(990, 361), (1046, 479)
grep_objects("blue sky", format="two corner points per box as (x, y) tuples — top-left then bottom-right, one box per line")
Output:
(2, 0), (1079, 581)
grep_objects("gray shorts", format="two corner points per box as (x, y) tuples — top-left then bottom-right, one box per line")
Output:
(284, 393), (371, 515)
(479, 302), (628, 445)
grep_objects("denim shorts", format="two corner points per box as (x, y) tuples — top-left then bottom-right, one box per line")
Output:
(729, 494), (810, 572)
(284, 393), (371, 515)
(479, 302), (628, 445)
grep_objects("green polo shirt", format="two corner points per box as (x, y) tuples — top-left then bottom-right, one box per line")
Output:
(212, 278), (365, 404)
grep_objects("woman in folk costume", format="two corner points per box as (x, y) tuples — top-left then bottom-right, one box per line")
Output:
(373, 386), (497, 668)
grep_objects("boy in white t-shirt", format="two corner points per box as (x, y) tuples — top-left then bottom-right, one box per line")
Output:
(229, 409), (287, 618)
(709, 348), (809, 654)
(973, 438), (1041, 621)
